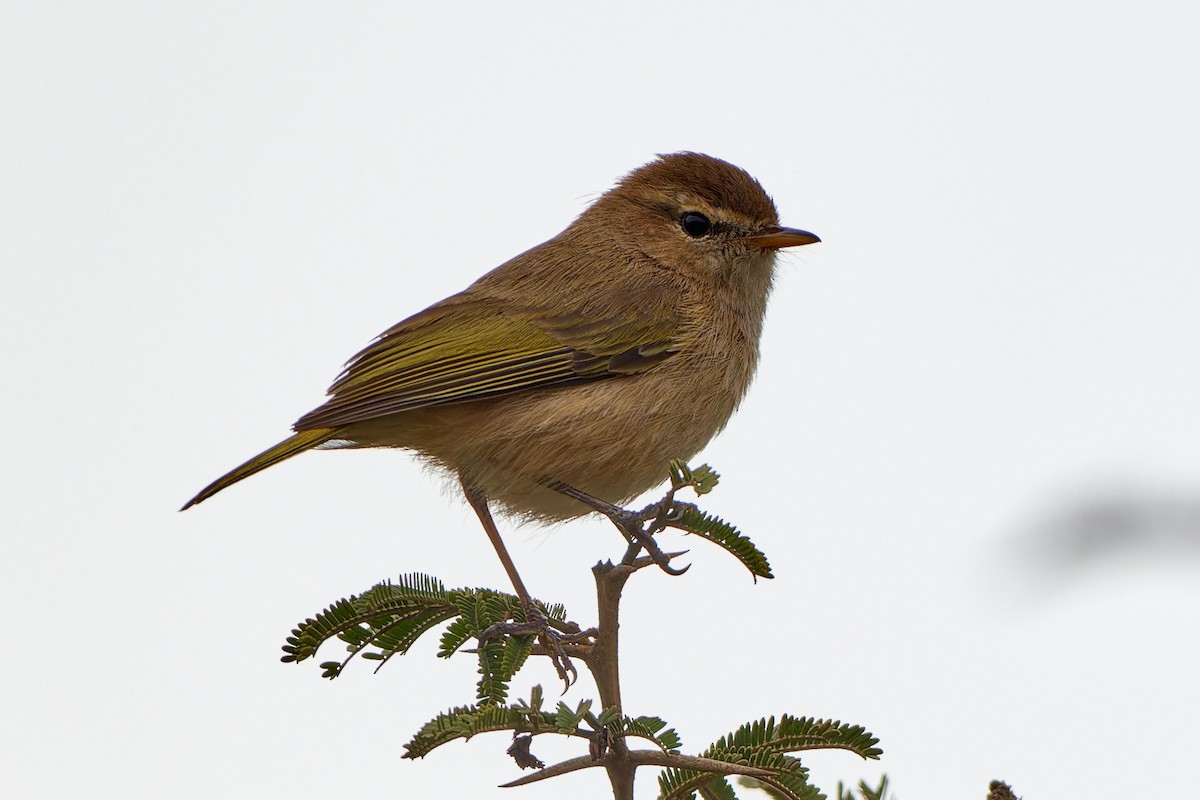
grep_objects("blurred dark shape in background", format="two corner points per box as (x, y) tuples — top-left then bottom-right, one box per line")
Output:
(1008, 485), (1200, 574)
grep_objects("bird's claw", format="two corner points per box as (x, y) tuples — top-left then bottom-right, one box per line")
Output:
(480, 604), (580, 690)
(544, 480), (692, 576)
(609, 505), (691, 575)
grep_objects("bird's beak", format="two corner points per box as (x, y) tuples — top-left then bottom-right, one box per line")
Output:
(740, 226), (821, 249)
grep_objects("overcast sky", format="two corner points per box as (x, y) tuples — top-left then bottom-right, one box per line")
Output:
(4, 3), (1199, 798)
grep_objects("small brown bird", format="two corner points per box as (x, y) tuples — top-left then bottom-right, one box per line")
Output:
(183, 152), (818, 659)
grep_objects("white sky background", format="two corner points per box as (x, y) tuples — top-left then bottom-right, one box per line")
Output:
(3, 2), (1199, 798)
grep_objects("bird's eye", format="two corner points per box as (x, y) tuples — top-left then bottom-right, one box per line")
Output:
(681, 212), (711, 237)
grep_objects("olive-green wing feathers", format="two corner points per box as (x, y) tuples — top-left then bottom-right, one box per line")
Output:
(182, 285), (683, 510)
(293, 292), (681, 431)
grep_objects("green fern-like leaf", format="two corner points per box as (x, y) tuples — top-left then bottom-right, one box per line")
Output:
(475, 639), (509, 705)
(710, 716), (880, 761)
(499, 632), (534, 680)
(437, 614), (476, 658)
(435, 590), (561, 658)
(281, 578), (461, 674)
(738, 776), (792, 800)
(659, 716), (881, 800)
(834, 775), (890, 800)
(668, 459), (691, 490)
(664, 502), (773, 580)
(593, 705), (622, 730)
(617, 715), (682, 753)
(281, 597), (365, 664)
(509, 687), (550, 734)
(456, 591), (494, 630)
(282, 574), (571, 700)
(697, 776), (739, 800)
(539, 601), (569, 623)
(403, 701), (596, 759)
(749, 770), (824, 800)
(553, 699), (593, 734)
(667, 461), (721, 495)
(359, 607), (457, 667)
(689, 464), (721, 495)
(450, 590), (532, 703)
(404, 705), (536, 759)
(660, 751), (807, 800)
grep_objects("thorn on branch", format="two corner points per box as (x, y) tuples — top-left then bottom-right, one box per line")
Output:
(630, 549), (689, 573)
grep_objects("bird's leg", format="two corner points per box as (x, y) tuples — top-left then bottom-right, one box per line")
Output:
(545, 481), (688, 576)
(461, 479), (578, 687)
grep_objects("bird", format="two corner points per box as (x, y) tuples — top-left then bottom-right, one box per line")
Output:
(183, 152), (819, 674)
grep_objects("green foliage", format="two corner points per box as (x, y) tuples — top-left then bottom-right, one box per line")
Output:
(404, 703), (556, 759)
(278, 462), (882, 800)
(713, 716), (881, 760)
(663, 502), (773, 580)
(659, 716), (881, 800)
(668, 460), (721, 496)
(281, 573), (565, 704)
(697, 777), (739, 800)
(403, 689), (685, 761)
(618, 715), (682, 753)
(741, 773), (896, 800)
(836, 775), (891, 800)
(660, 751), (815, 800)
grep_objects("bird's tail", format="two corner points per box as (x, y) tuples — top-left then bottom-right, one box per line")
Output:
(180, 428), (337, 510)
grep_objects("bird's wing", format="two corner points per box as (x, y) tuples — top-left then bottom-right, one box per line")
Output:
(293, 292), (680, 430)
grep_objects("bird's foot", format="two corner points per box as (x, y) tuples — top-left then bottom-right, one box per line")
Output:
(480, 604), (592, 690)
(546, 481), (692, 576)
(613, 505), (690, 575)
